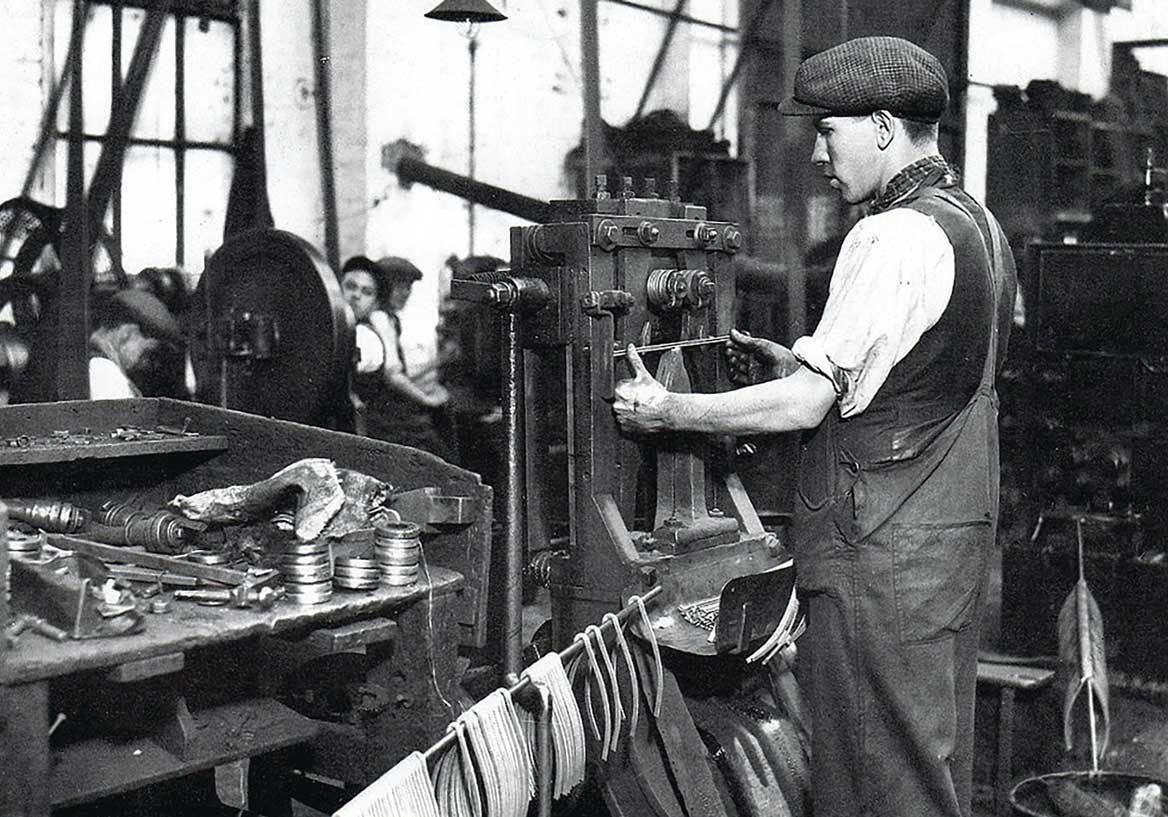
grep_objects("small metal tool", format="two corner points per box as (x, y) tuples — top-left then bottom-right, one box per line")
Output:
(173, 585), (281, 610)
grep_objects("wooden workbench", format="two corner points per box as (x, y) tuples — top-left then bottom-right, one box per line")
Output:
(1, 570), (463, 815)
(0, 398), (492, 815)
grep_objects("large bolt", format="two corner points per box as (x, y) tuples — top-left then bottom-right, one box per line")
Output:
(695, 223), (719, 244)
(594, 174), (610, 200)
(637, 221), (660, 245)
(723, 227), (743, 252)
(596, 219), (619, 251)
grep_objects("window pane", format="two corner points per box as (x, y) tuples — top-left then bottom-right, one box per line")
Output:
(184, 17), (236, 144)
(125, 9), (177, 140)
(183, 149), (233, 278)
(120, 146), (177, 273)
(52, 140), (101, 207)
(54, 2), (114, 136)
(49, 141), (121, 286)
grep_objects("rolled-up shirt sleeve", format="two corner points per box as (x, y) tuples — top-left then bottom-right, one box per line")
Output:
(791, 208), (955, 417)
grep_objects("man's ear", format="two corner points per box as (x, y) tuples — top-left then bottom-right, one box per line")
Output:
(871, 110), (895, 150)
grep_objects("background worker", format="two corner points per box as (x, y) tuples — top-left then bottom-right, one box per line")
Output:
(88, 288), (185, 400)
(613, 36), (1017, 817)
(341, 254), (453, 460)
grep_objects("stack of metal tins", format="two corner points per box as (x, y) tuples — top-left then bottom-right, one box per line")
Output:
(374, 521), (421, 587)
(333, 554), (380, 590)
(6, 523), (44, 561)
(278, 539), (333, 604)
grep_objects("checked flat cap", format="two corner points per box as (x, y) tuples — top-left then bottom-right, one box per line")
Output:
(779, 36), (949, 123)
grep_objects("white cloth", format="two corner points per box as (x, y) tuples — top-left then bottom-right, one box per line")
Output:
(354, 322), (386, 375)
(334, 750), (440, 817)
(88, 356), (139, 400)
(792, 207), (954, 417)
(368, 309), (405, 375)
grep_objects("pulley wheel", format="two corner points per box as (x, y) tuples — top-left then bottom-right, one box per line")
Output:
(190, 228), (353, 426)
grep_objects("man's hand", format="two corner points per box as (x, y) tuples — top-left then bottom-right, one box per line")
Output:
(612, 345), (672, 433)
(724, 328), (801, 386)
(419, 383), (449, 408)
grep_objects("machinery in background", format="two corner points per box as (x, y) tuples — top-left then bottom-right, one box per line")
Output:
(1000, 150), (1168, 688)
(188, 227), (356, 431)
(454, 178), (806, 817)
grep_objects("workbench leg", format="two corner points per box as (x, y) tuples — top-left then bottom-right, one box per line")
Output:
(0, 681), (50, 817)
(996, 687), (1016, 817)
(247, 750), (294, 817)
(362, 593), (460, 783)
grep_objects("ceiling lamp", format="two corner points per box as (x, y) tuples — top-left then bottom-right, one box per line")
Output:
(424, 0), (507, 24)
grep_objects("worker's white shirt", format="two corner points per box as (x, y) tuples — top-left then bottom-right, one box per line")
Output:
(88, 356), (139, 400)
(792, 208), (955, 417)
(354, 322), (386, 375)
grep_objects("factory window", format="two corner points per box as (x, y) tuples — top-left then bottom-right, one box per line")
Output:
(51, 0), (240, 280)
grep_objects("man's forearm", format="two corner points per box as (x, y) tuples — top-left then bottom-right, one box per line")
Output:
(660, 367), (835, 435)
(388, 371), (434, 406)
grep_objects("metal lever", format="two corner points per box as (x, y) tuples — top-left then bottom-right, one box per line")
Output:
(613, 334), (730, 358)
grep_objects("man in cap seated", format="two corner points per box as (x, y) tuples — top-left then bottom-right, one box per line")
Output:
(612, 36), (1017, 817)
(89, 288), (185, 399)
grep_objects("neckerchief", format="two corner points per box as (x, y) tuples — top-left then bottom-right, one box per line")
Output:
(868, 155), (958, 215)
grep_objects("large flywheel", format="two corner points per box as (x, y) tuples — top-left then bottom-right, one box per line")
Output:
(189, 228), (354, 429)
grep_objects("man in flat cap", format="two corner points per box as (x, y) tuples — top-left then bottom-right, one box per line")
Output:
(89, 288), (186, 399)
(613, 36), (1017, 817)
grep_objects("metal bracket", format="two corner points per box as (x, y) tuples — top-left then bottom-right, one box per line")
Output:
(581, 289), (635, 316)
(389, 487), (477, 533)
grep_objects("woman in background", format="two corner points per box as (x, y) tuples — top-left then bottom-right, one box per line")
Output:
(340, 255), (452, 460)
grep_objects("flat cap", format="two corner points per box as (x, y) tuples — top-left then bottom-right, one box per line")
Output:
(779, 36), (949, 123)
(342, 255), (423, 285)
(108, 289), (183, 345)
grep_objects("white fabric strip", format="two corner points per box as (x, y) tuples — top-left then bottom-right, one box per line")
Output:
(631, 595), (664, 717)
(522, 652), (587, 798)
(603, 612), (640, 742)
(334, 751), (440, 817)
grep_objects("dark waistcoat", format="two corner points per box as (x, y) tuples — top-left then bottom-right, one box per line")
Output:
(794, 179), (1016, 564)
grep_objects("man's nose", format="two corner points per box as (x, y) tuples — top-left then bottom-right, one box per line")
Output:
(810, 135), (828, 167)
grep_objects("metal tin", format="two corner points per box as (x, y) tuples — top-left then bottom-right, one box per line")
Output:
(282, 540), (331, 556)
(333, 576), (380, 590)
(279, 564), (333, 583)
(380, 574), (418, 587)
(278, 552), (331, 566)
(282, 579), (333, 592)
(187, 550), (230, 565)
(378, 563), (418, 586)
(374, 521), (421, 542)
(334, 555), (379, 570)
(282, 583), (333, 604)
(6, 526), (44, 555)
(378, 564), (418, 577)
(375, 550), (419, 567)
(333, 565), (381, 579)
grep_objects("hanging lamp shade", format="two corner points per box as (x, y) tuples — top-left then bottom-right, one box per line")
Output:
(424, 0), (507, 23)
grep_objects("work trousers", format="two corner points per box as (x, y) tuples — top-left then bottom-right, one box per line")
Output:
(798, 519), (991, 817)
